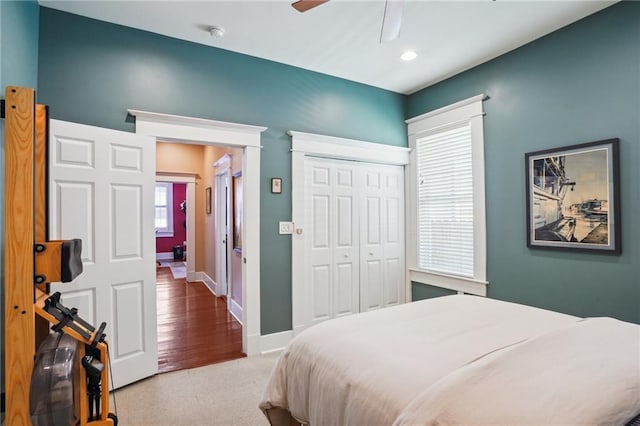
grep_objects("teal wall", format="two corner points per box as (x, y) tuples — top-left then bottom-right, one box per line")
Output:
(408, 2), (640, 323)
(36, 8), (407, 335)
(0, 0), (40, 396)
(412, 283), (456, 301)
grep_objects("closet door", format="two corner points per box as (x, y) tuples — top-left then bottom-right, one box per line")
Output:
(360, 164), (405, 311)
(304, 158), (360, 327)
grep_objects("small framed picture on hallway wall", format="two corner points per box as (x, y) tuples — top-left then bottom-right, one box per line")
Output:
(271, 177), (282, 194)
(205, 187), (212, 215)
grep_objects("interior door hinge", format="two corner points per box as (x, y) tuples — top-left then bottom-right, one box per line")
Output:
(1, 99), (5, 119)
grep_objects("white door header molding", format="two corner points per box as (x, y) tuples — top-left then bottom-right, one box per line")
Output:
(155, 172), (197, 183)
(213, 153), (232, 169)
(129, 109), (267, 148)
(289, 130), (410, 166)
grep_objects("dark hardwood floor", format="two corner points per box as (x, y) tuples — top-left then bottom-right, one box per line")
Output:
(156, 266), (245, 374)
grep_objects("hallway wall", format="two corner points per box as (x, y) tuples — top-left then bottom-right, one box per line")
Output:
(156, 142), (205, 270)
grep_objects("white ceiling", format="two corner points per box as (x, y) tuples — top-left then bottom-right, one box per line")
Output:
(39, 0), (615, 94)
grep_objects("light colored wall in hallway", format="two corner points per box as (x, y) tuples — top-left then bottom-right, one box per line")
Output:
(205, 147), (243, 305)
(156, 142), (205, 271)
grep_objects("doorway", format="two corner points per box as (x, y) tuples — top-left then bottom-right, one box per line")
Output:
(213, 153), (235, 319)
(130, 108), (265, 357)
(154, 144), (244, 373)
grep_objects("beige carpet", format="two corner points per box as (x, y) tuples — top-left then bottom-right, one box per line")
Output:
(110, 351), (281, 425)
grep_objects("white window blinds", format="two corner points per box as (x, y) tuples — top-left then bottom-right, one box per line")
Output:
(416, 125), (473, 277)
(155, 185), (168, 228)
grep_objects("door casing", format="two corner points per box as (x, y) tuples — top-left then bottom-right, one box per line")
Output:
(155, 173), (196, 280)
(130, 110), (266, 355)
(214, 153), (232, 301)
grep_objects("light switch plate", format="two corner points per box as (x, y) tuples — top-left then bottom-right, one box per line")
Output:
(279, 221), (294, 234)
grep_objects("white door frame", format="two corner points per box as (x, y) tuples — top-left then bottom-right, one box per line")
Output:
(130, 110), (266, 356)
(290, 131), (411, 336)
(155, 173), (196, 280)
(213, 154), (232, 298)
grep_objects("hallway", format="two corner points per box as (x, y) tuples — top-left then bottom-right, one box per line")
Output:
(156, 266), (245, 374)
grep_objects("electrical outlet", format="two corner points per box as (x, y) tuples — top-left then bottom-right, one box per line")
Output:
(279, 221), (294, 234)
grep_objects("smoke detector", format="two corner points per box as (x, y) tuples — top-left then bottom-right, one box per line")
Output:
(208, 26), (225, 38)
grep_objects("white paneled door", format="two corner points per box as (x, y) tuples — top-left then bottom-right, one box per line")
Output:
(359, 165), (405, 311)
(304, 158), (360, 327)
(303, 157), (405, 325)
(49, 119), (158, 389)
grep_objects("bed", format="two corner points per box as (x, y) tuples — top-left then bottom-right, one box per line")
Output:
(259, 295), (640, 425)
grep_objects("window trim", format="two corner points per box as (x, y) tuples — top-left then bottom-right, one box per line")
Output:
(406, 94), (488, 296)
(155, 181), (174, 238)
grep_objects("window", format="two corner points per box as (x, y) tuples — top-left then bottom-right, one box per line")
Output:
(406, 95), (487, 295)
(155, 182), (174, 237)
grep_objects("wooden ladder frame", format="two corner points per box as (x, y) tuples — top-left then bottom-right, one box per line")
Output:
(4, 86), (115, 425)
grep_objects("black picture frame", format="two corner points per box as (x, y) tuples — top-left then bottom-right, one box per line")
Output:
(525, 138), (620, 254)
(271, 177), (282, 194)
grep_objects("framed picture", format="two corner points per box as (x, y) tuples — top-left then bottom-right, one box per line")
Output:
(525, 138), (620, 254)
(205, 187), (212, 215)
(271, 177), (282, 194)
(232, 172), (243, 252)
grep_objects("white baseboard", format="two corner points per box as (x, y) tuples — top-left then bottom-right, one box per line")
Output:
(293, 324), (307, 337)
(156, 252), (173, 261)
(260, 330), (292, 354)
(186, 270), (197, 282)
(247, 333), (261, 357)
(229, 297), (243, 325)
(197, 271), (218, 295)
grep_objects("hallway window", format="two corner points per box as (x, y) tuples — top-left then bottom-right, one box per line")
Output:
(155, 182), (174, 237)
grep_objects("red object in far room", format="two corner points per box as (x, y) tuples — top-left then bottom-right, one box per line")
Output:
(156, 183), (187, 254)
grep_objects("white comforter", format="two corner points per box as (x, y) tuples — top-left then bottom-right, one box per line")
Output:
(260, 295), (640, 425)
(394, 317), (640, 425)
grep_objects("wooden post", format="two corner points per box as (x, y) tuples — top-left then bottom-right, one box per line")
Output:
(4, 86), (36, 426)
(35, 103), (50, 348)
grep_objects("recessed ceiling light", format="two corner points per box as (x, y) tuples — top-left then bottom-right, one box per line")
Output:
(401, 50), (417, 61)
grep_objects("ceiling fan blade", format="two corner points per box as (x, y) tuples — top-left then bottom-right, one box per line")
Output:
(292, 0), (330, 13)
(380, 0), (404, 43)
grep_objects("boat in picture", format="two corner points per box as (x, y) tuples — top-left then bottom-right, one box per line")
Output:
(531, 156), (577, 242)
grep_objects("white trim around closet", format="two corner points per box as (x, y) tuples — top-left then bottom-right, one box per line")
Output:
(289, 131), (410, 337)
(289, 131), (410, 166)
